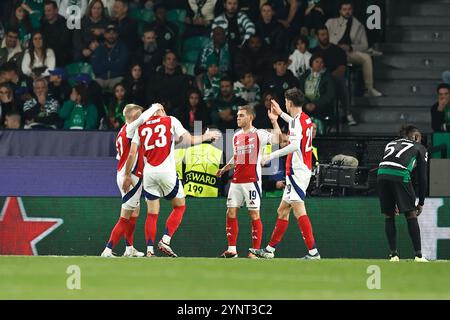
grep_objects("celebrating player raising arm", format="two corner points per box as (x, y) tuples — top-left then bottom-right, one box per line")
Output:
(217, 105), (275, 258)
(123, 104), (220, 257)
(250, 88), (321, 260)
(101, 104), (147, 258)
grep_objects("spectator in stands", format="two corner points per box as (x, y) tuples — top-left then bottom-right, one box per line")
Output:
(431, 83), (450, 132)
(4, 113), (22, 129)
(196, 54), (221, 105)
(72, 0), (108, 62)
(185, 0), (217, 38)
(23, 77), (60, 129)
(0, 27), (23, 67)
(59, 83), (98, 130)
(195, 26), (231, 76)
(254, 90), (277, 130)
(210, 76), (246, 131)
(443, 70), (450, 84)
(112, 0), (139, 53)
(146, 3), (179, 52)
(299, 52), (336, 122)
(103, 82), (127, 129)
(122, 63), (146, 106)
(21, 31), (56, 79)
(99, 0), (115, 18)
(74, 72), (105, 123)
(47, 67), (71, 106)
(58, 0), (88, 19)
(132, 28), (164, 78)
(21, 0), (45, 18)
(325, 1), (382, 97)
(211, 0), (255, 51)
(91, 23), (129, 92)
(146, 51), (191, 115)
(303, 0), (327, 35)
(288, 35), (311, 80)
(261, 54), (298, 108)
(256, 2), (289, 54)
(233, 34), (273, 82)
(312, 26), (356, 126)
(176, 87), (210, 132)
(41, 0), (72, 67)
(267, 0), (301, 33)
(1, 62), (33, 105)
(7, 3), (33, 45)
(0, 82), (22, 127)
(234, 70), (260, 106)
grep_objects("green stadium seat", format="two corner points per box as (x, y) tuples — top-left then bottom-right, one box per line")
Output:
(167, 9), (187, 34)
(182, 62), (196, 76)
(181, 36), (210, 63)
(65, 62), (95, 86)
(129, 8), (155, 36)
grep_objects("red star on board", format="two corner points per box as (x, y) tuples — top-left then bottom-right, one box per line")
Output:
(0, 197), (63, 255)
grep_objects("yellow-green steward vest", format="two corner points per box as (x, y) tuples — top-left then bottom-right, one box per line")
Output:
(183, 143), (223, 197)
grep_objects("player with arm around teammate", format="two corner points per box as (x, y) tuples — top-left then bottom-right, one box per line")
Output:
(378, 125), (429, 262)
(101, 104), (147, 258)
(123, 104), (221, 257)
(216, 105), (277, 258)
(250, 88), (321, 260)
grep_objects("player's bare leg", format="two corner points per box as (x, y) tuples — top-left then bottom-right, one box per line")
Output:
(291, 201), (320, 260)
(101, 208), (135, 257)
(123, 207), (145, 257)
(221, 207), (240, 258)
(247, 210), (262, 259)
(145, 199), (160, 257)
(250, 201), (291, 259)
(158, 197), (186, 257)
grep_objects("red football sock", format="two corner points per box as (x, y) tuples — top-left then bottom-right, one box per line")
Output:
(226, 217), (239, 247)
(268, 219), (289, 248)
(251, 218), (263, 249)
(125, 216), (137, 246)
(107, 217), (129, 249)
(164, 205), (186, 237)
(145, 213), (158, 246)
(297, 215), (316, 250)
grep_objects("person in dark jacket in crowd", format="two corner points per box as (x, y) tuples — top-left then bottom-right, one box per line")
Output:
(146, 51), (192, 115)
(175, 87), (211, 132)
(40, 0), (72, 67)
(122, 63), (146, 106)
(256, 3), (289, 54)
(90, 23), (129, 92)
(131, 28), (164, 79)
(431, 83), (450, 132)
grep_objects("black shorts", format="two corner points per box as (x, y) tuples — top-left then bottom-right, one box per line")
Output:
(377, 178), (416, 214)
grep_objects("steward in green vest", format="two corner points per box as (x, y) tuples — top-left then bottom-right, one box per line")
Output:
(183, 141), (223, 197)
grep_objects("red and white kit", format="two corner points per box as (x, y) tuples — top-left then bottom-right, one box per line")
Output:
(227, 128), (272, 210)
(133, 115), (188, 200)
(280, 112), (313, 203)
(116, 124), (144, 210)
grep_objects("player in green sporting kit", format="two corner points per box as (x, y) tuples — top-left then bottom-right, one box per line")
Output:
(377, 125), (429, 262)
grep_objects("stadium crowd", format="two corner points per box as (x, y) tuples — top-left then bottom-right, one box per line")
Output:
(0, 0), (387, 131)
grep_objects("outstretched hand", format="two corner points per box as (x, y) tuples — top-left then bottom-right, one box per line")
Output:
(268, 107), (279, 123)
(270, 99), (283, 116)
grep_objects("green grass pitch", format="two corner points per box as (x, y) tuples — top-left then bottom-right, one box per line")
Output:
(1, 256), (449, 300)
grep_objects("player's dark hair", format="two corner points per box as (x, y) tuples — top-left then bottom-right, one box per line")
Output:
(285, 88), (305, 107)
(437, 83), (450, 94)
(400, 124), (420, 139)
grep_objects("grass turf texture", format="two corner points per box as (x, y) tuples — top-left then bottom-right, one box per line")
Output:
(1, 256), (449, 299)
